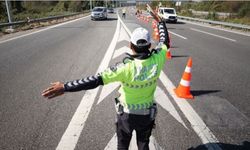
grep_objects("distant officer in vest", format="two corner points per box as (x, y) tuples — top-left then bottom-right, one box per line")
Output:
(122, 8), (126, 19)
(42, 9), (169, 150)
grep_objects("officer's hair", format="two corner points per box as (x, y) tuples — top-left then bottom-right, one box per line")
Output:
(131, 39), (151, 54)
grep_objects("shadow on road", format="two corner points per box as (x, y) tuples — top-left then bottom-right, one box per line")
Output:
(171, 55), (189, 58)
(191, 90), (221, 96)
(167, 27), (176, 30)
(188, 141), (250, 150)
(91, 18), (117, 21)
(107, 17), (118, 21)
(169, 46), (179, 48)
(166, 21), (186, 25)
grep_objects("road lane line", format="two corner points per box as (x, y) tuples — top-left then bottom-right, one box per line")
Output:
(155, 87), (188, 129)
(56, 19), (120, 150)
(117, 24), (130, 42)
(118, 14), (132, 36)
(112, 46), (131, 59)
(159, 72), (222, 150)
(169, 31), (188, 40)
(97, 82), (120, 105)
(190, 28), (237, 42)
(0, 15), (90, 45)
(180, 19), (250, 37)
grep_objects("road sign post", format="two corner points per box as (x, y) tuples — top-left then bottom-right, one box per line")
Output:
(5, 0), (12, 29)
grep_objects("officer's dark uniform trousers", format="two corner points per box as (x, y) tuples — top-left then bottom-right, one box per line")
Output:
(116, 113), (155, 150)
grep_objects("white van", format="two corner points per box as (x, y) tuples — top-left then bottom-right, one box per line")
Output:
(158, 7), (177, 23)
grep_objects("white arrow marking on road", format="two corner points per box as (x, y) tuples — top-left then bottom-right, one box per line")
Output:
(117, 23), (130, 42)
(56, 17), (121, 150)
(112, 46), (131, 59)
(104, 132), (163, 150)
(159, 72), (222, 150)
(155, 87), (188, 129)
(97, 82), (120, 105)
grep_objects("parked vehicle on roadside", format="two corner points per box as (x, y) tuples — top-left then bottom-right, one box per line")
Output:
(91, 7), (108, 20)
(158, 7), (177, 23)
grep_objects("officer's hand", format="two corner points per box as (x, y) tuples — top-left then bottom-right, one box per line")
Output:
(146, 4), (161, 22)
(42, 82), (64, 99)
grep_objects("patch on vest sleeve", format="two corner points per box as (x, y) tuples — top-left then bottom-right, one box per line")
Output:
(110, 62), (125, 72)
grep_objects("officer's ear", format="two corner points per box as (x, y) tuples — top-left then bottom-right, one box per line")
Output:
(129, 42), (136, 54)
(148, 43), (152, 49)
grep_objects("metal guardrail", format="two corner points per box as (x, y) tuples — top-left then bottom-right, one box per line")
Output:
(178, 16), (250, 30)
(0, 12), (86, 28)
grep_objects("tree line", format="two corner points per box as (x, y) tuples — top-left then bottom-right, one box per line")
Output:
(0, 1), (115, 23)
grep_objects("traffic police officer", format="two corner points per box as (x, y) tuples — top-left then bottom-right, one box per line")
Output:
(42, 13), (169, 150)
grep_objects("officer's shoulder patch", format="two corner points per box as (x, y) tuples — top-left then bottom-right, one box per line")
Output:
(110, 65), (117, 72)
(116, 62), (125, 68)
(110, 62), (125, 72)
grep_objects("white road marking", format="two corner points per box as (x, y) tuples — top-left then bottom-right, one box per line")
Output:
(129, 131), (137, 150)
(190, 28), (237, 42)
(155, 87), (188, 129)
(117, 23), (130, 42)
(169, 31), (187, 40)
(104, 132), (163, 150)
(97, 82), (120, 105)
(112, 46), (131, 59)
(104, 134), (117, 150)
(180, 19), (250, 37)
(159, 72), (222, 150)
(118, 13), (132, 36)
(56, 18), (120, 150)
(0, 15), (90, 44)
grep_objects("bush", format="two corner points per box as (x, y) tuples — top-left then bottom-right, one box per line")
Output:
(68, 1), (82, 12)
(206, 11), (218, 20)
(0, 1), (7, 22)
(179, 9), (193, 17)
(53, 1), (68, 12)
(238, 2), (250, 17)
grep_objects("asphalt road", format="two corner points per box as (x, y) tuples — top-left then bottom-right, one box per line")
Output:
(0, 8), (249, 150)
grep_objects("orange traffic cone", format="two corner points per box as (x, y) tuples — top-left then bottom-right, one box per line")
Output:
(166, 49), (172, 59)
(174, 58), (194, 99)
(143, 16), (147, 23)
(152, 21), (157, 29)
(152, 20), (156, 27)
(152, 22), (155, 28)
(168, 33), (171, 48)
(140, 16), (143, 21)
(153, 28), (159, 40)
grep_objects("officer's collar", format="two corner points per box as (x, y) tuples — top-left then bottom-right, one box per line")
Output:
(125, 52), (151, 60)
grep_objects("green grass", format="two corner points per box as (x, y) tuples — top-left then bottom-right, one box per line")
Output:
(223, 17), (250, 26)
(178, 11), (250, 26)
(13, 11), (73, 21)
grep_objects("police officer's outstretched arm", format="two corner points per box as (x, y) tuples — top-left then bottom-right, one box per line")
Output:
(42, 64), (125, 99)
(42, 74), (104, 99)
